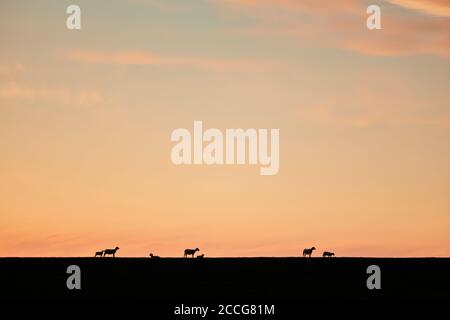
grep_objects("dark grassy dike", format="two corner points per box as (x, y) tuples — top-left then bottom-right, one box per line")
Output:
(0, 258), (449, 301)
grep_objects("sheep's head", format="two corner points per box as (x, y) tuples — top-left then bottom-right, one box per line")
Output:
(195, 248), (199, 251)
(115, 246), (120, 250)
(312, 247), (316, 250)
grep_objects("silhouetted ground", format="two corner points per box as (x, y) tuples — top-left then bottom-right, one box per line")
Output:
(0, 257), (449, 301)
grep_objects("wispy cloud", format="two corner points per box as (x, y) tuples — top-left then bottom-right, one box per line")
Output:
(296, 79), (450, 129)
(0, 63), (27, 75)
(213, 0), (450, 58)
(214, 0), (362, 13)
(66, 50), (279, 72)
(331, 15), (450, 58)
(0, 82), (104, 108)
(388, 0), (450, 17)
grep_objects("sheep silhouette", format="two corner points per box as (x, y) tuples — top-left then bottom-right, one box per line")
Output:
(303, 247), (316, 257)
(196, 254), (205, 259)
(103, 247), (119, 257)
(184, 248), (199, 258)
(94, 250), (103, 257)
(323, 251), (335, 257)
(149, 253), (160, 259)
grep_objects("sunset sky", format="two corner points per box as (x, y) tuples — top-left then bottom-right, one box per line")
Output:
(1, 0), (449, 257)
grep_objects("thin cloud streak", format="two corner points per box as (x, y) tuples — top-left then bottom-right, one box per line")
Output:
(213, 0), (450, 58)
(66, 50), (279, 72)
(0, 82), (104, 108)
(388, 0), (450, 17)
(0, 63), (27, 75)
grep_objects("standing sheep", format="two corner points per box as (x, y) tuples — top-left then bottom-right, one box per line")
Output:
(303, 247), (316, 257)
(184, 248), (199, 258)
(103, 247), (120, 257)
(322, 251), (335, 257)
(94, 250), (104, 257)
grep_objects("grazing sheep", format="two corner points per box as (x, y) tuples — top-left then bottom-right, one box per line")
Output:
(184, 248), (199, 258)
(323, 251), (335, 257)
(196, 254), (205, 259)
(95, 250), (104, 257)
(149, 253), (160, 259)
(303, 247), (316, 257)
(103, 247), (120, 257)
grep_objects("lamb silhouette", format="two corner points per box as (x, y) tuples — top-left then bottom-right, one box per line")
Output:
(196, 254), (205, 259)
(323, 251), (335, 257)
(184, 248), (199, 258)
(303, 247), (316, 257)
(103, 247), (119, 257)
(149, 253), (160, 258)
(94, 250), (103, 257)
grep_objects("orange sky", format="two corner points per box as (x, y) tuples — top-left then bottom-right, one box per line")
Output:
(1, 0), (449, 257)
